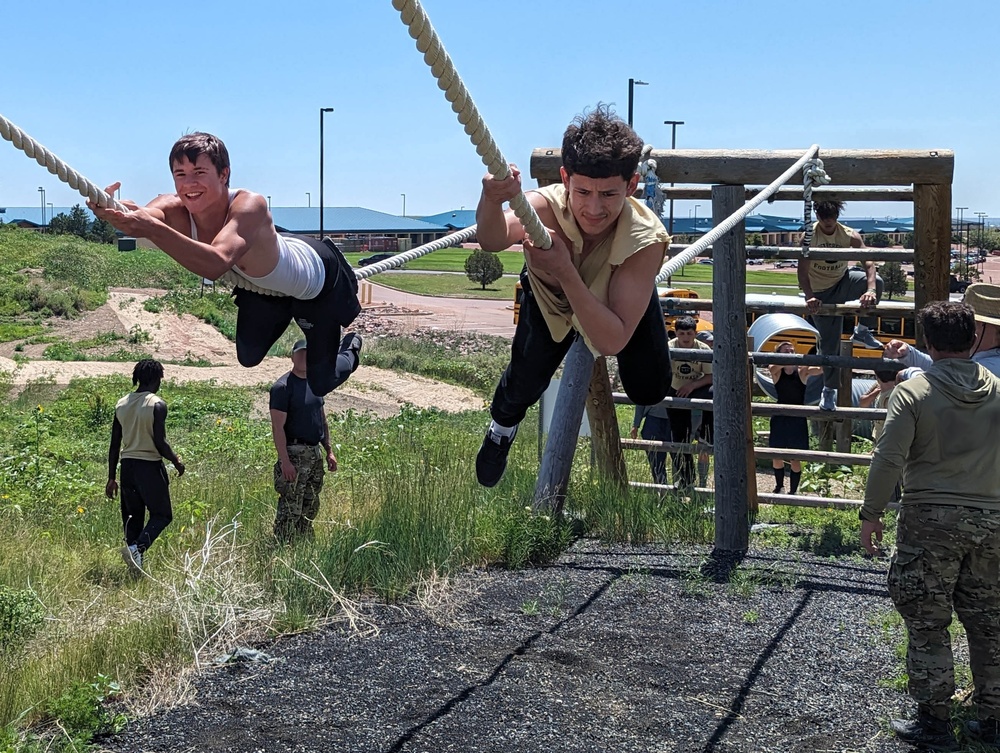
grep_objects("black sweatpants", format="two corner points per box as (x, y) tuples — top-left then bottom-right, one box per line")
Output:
(119, 458), (173, 553)
(489, 270), (672, 427)
(666, 384), (714, 488)
(233, 235), (361, 396)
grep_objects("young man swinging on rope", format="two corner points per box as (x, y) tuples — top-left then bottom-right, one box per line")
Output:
(475, 105), (672, 487)
(89, 132), (362, 397)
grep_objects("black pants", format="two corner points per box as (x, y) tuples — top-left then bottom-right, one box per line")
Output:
(489, 271), (672, 426)
(233, 235), (361, 396)
(667, 384), (714, 487)
(119, 458), (173, 553)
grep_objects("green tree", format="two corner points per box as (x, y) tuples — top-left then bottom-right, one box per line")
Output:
(952, 260), (981, 282)
(867, 231), (892, 248)
(464, 249), (504, 290)
(747, 232), (763, 247)
(881, 261), (908, 300)
(49, 205), (92, 238)
(87, 217), (118, 244)
(902, 231), (915, 249)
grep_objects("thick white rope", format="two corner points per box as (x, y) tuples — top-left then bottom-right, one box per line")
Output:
(391, 0), (551, 249)
(640, 144), (665, 220)
(354, 225), (478, 280)
(655, 145), (821, 284)
(799, 157), (831, 258)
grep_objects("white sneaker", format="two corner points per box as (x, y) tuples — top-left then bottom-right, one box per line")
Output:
(121, 544), (143, 576)
(819, 387), (837, 412)
(851, 324), (883, 350)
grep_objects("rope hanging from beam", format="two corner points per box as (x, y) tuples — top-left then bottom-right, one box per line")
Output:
(799, 158), (831, 258)
(390, 0), (551, 249)
(655, 145), (821, 285)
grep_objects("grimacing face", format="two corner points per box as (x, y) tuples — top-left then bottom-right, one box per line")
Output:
(561, 169), (638, 239)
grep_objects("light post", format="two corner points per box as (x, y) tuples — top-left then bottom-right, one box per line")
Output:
(957, 206), (968, 279)
(976, 211), (988, 273)
(47, 203), (53, 224)
(267, 195), (271, 210)
(319, 106), (334, 240)
(627, 78), (648, 127)
(38, 187), (45, 229)
(401, 193), (406, 217)
(306, 192), (311, 208)
(663, 120), (684, 234)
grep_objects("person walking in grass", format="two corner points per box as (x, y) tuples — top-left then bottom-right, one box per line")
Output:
(270, 339), (338, 542)
(861, 301), (1000, 750)
(106, 359), (184, 576)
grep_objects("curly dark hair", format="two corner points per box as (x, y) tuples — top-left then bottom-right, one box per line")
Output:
(920, 301), (976, 353)
(675, 316), (698, 332)
(561, 104), (643, 181)
(814, 200), (845, 220)
(169, 132), (231, 186)
(132, 359), (164, 387)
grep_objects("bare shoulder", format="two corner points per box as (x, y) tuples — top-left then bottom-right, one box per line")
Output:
(147, 193), (188, 232)
(526, 189), (555, 222)
(229, 189), (269, 216)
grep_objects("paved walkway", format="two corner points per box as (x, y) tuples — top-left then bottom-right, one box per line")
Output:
(364, 282), (517, 338)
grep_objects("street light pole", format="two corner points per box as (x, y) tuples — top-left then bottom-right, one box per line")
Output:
(267, 195), (271, 210)
(401, 193), (406, 217)
(694, 204), (701, 234)
(627, 78), (648, 128)
(38, 187), (45, 230)
(47, 202), (53, 224)
(306, 192), (311, 208)
(319, 107), (334, 241)
(663, 120), (684, 234)
(957, 206), (968, 279)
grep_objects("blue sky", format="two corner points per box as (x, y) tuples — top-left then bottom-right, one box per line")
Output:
(2, 0), (997, 223)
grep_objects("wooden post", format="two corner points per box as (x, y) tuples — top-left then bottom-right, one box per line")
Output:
(913, 183), (952, 349)
(711, 184), (749, 554)
(533, 337), (594, 513)
(837, 340), (854, 453)
(586, 357), (627, 488)
(745, 338), (759, 520)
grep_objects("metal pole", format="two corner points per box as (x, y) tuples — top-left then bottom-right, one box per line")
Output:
(958, 206), (968, 281)
(664, 120), (684, 235)
(38, 186), (44, 228)
(319, 107), (333, 240)
(306, 192), (311, 208)
(401, 193), (406, 217)
(626, 78), (647, 128)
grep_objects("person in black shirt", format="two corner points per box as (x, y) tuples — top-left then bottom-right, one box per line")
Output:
(269, 340), (338, 541)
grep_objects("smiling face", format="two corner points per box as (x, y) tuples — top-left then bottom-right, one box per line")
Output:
(171, 154), (230, 214)
(561, 168), (638, 240)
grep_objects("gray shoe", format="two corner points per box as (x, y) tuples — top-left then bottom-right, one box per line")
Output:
(121, 545), (143, 576)
(819, 387), (837, 412)
(851, 324), (883, 350)
(890, 715), (957, 751)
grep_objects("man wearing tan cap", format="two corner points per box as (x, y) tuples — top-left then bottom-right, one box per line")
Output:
(884, 282), (1000, 377)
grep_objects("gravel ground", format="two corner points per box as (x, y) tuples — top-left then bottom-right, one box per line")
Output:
(98, 540), (921, 753)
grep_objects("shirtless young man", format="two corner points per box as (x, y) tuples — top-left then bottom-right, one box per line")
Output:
(89, 132), (362, 396)
(474, 105), (672, 487)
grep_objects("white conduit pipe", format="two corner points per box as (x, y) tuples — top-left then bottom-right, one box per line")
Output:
(391, 0), (551, 249)
(655, 145), (820, 285)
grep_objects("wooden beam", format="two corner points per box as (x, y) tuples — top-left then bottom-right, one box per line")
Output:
(532, 148), (955, 186)
(628, 483), (871, 511)
(662, 187), (914, 202)
(612, 393), (887, 421)
(623, 439), (873, 466)
(694, 247), (915, 262)
(586, 357), (626, 488)
(913, 182), (952, 349)
(712, 184), (750, 554)
(658, 297), (914, 318)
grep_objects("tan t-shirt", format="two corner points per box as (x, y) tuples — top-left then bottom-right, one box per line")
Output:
(669, 338), (713, 390)
(115, 391), (165, 461)
(807, 221), (854, 292)
(526, 184), (669, 353)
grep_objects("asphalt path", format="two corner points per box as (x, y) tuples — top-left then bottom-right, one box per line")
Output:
(364, 282), (517, 338)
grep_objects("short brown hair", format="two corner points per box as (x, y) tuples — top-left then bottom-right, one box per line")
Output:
(814, 200), (845, 221)
(920, 301), (976, 353)
(562, 104), (643, 181)
(169, 132), (231, 186)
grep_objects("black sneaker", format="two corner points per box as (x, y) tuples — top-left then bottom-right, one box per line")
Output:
(340, 333), (363, 373)
(965, 718), (1000, 745)
(890, 715), (958, 751)
(476, 424), (517, 487)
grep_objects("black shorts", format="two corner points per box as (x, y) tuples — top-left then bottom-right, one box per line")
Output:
(233, 235), (361, 396)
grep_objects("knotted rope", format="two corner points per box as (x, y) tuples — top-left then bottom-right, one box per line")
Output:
(390, 0), (551, 249)
(799, 157), (831, 258)
(655, 145), (821, 285)
(640, 144), (665, 220)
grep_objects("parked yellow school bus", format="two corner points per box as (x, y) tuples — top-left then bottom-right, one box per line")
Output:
(512, 282), (714, 338)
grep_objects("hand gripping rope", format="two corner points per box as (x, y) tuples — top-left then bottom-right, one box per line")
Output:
(799, 157), (831, 258)
(390, 0), (551, 250)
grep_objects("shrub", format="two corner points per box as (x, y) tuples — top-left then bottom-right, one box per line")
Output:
(464, 249), (504, 290)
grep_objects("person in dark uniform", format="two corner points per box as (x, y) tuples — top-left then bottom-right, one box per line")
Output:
(106, 359), (184, 576)
(767, 342), (821, 494)
(269, 339), (339, 542)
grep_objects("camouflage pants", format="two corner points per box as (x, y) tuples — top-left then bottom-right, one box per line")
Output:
(889, 503), (1000, 720)
(273, 444), (326, 542)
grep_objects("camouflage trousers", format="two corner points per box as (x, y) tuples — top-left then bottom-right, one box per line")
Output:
(273, 444), (326, 542)
(889, 503), (1000, 720)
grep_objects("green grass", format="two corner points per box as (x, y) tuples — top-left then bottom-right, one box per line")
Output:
(344, 248), (525, 275)
(369, 272), (517, 299)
